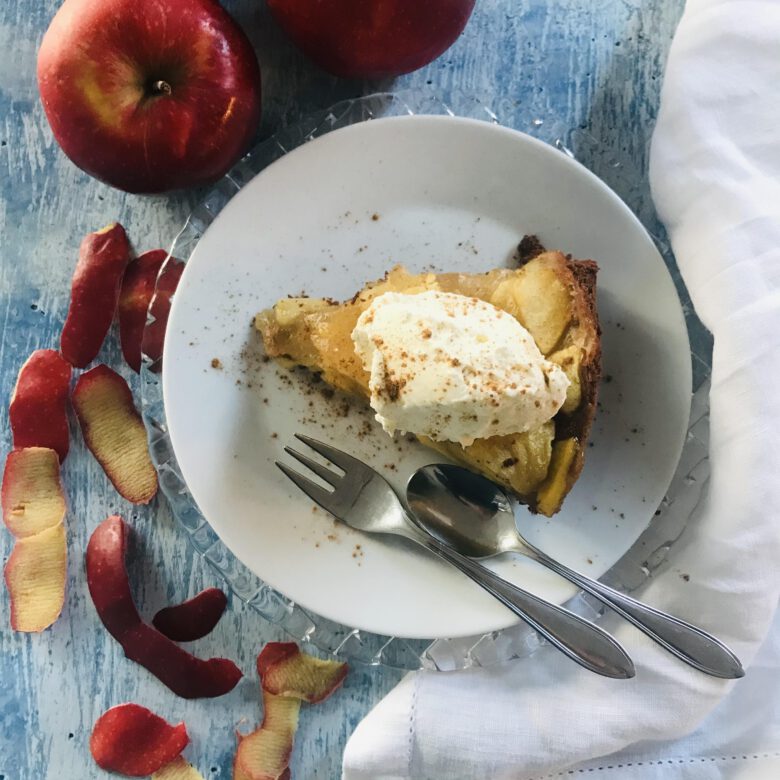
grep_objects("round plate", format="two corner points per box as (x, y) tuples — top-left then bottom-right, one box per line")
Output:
(163, 114), (691, 639)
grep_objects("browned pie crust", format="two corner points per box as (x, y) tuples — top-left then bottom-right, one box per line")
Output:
(520, 237), (601, 504)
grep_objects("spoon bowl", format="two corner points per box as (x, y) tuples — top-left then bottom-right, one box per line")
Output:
(406, 463), (744, 679)
(406, 463), (516, 558)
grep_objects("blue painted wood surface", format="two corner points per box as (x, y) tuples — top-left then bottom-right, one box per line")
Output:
(0, 1), (685, 777)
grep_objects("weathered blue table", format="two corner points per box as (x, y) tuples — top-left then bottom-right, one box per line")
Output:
(0, 1), (684, 777)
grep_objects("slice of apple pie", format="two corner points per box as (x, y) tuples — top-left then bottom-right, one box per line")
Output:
(256, 237), (600, 516)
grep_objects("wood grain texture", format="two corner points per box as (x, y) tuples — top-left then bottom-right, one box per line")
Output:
(0, 1), (685, 777)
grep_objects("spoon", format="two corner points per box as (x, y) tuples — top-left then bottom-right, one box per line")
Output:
(407, 464), (744, 679)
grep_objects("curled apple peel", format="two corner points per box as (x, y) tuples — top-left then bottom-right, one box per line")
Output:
(119, 250), (184, 372)
(234, 643), (347, 779)
(233, 757), (290, 780)
(257, 642), (348, 703)
(235, 692), (300, 780)
(90, 703), (189, 777)
(4, 522), (67, 632)
(72, 364), (158, 504)
(152, 756), (206, 780)
(2, 447), (66, 538)
(60, 223), (131, 367)
(86, 515), (242, 699)
(144, 256), (185, 373)
(9, 349), (71, 462)
(153, 587), (228, 642)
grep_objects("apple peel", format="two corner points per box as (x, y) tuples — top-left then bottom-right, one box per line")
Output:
(119, 250), (184, 372)
(86, 515), (242, 699)
(2, 447), (66, 538)
(144, 256), (184, 373)
(72, 364), (158, 504)
(4, 522), (66, 632)
(257, 642), (347, 703)
(60, 223), (131, 367)
(233, 644), (347, 779)
(234, 764), (290, 780)
(152, 756), (206, 780)
(153, 587), (228, 642)
(235, 692), (300, 780)
(90, 703), (189, 777)
(9, 349), (71, 461)
(234, 757), (290, 780)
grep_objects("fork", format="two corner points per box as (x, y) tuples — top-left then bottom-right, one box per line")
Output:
(277, 434), (635, 679)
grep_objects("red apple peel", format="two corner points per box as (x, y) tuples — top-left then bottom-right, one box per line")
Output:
(234, 756), (290, 780)
(232, 643), (348, 779)
(143, 254), (184, 373)
(90, 703), (189, 776)
(257, 642), (348, 703)
(60, 223), (131, 367)
(2, 447), (67, 538)
(152, 756), (206, 780)
(119, 250), (184, 372)
(234, 764), (290, 780)
(235, 692), (300, 780)
(4, 522), (67, 632)
(86, 516), (242, 699)
(9, 350), (71, 462)
(153, 587), (228, 642)
(72, 364), (158, 504)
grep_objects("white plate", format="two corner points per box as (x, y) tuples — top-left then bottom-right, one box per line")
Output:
(164, 115), (691, 639)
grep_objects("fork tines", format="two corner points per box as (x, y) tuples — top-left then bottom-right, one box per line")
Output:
(276, 434), (364, 515)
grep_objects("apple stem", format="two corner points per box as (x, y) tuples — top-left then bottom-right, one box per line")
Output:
(150, 80), (172, 97)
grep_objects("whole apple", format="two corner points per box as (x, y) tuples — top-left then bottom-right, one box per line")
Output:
(37, 0), (261, 194)
(267, 0), (477, 79)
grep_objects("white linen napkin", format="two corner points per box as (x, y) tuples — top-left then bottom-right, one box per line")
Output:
(343, 1), (780, 777)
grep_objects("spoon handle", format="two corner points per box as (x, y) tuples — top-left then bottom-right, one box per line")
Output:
(408, 531), (635, 679)
(524, 548), (744, 679)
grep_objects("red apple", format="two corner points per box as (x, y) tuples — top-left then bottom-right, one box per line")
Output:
(266, 0), (477, 79)
(37, 0), (261, 193)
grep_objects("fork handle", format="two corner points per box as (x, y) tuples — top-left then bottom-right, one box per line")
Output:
(520, 547), (744, 679)
(408, 531), (635, 679)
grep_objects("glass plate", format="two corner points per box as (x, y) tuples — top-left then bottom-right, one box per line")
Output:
(139, 90), (712, 671)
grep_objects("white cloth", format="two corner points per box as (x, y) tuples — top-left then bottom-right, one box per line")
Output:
(343, 1), (780, 777)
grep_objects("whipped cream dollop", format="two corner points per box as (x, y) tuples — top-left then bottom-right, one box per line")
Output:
(351, 291), (569, 445)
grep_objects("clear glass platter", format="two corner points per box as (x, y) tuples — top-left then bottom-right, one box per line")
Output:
(139, 90), (713, 671)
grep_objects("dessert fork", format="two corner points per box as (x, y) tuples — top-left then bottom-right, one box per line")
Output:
(277, 434), (635, 679)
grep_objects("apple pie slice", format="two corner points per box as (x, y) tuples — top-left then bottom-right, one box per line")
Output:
(256, 237), (600, 516)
